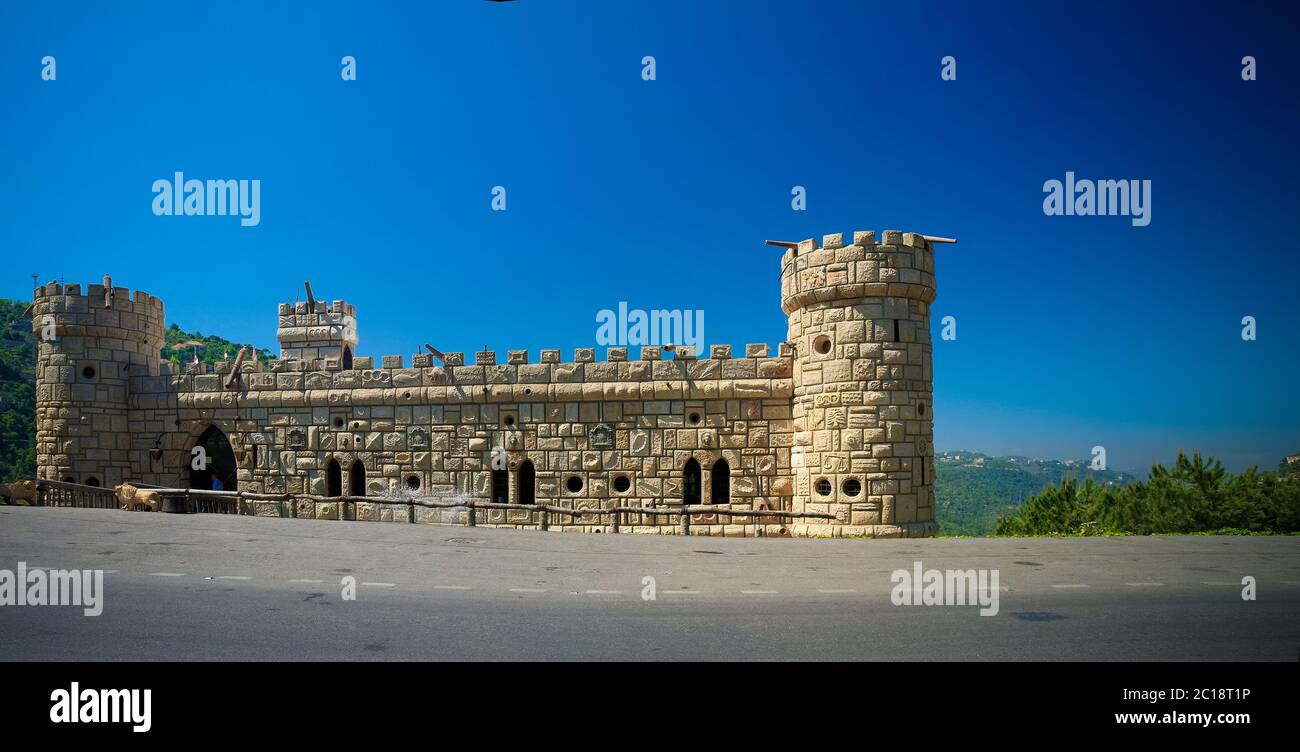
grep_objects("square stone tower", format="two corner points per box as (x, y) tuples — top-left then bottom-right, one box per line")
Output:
(276, 298), (358, 367)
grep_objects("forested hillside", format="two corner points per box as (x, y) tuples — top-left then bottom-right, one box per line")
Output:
(934, 451), (1134, 535)
(0, 299), (37, 484)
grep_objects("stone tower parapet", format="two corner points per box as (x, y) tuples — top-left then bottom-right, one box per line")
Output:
(276, 298), (358, 365)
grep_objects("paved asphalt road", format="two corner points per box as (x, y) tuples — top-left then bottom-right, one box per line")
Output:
(1, 506), (1297, 660)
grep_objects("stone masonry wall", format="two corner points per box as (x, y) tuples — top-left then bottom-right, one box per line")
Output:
(127, 343), (801, 535)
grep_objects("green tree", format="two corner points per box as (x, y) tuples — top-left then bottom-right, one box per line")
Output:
(997, 451), (1300, 535)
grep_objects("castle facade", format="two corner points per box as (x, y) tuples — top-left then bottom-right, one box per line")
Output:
(31, 229), (942, 537)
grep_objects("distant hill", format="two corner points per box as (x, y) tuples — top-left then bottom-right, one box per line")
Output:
(0, 297), (272, 484)
(935, 450), (1135, 536)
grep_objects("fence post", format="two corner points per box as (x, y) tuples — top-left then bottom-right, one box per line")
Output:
(610, 509), (620, 534)
(407, 501), (415, 524)
(540, 509), (549, 531)
(466, 503), (476, 527)
(680, 509), (690, 536)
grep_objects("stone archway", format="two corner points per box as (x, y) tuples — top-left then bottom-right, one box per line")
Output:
(190, 424), (238, 492)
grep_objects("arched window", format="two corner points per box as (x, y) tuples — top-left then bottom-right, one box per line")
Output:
(342, 345), (353, 370)
(518, 460), (535, 505)
(326, 459), (342, 497)
(491, 468), (509, 504)
(710, 458), (730, 504)
(683, 458), (701, 504)
(350, 460), (366, 497)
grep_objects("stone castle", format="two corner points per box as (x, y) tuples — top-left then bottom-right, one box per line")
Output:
(31, 229), (944, 537)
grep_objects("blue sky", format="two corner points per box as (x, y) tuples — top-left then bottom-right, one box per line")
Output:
(2, 1), (1297, 473)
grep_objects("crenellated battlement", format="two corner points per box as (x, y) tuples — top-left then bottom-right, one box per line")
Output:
(28, 278), (167, 364)
(31, 279), (167, 322)
(277, 299), (356, 318)
(780, 230), (938, 314)
(177, 342), (790, 373)
(136, 343), (798, 411)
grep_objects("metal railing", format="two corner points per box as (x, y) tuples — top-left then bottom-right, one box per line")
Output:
(25, 479), (836, 536)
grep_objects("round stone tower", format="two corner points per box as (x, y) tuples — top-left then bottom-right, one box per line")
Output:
(781, 230), (940, 537)
(30, 276), (165, 488)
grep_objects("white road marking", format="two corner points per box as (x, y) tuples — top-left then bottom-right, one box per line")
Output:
(509, 588), (547, 593)
(1050, 584), (1090, 589)
(1127, 582), (1165, 587)
(433, 585), (471, 590)
(1203, 581), (1239, 586)
(906, 586), (1008, 592)
(741, 589), (778, 595)
(662, 590), (703, 596)
(217, 576), (252, 581)
(816, 588), (857, 594)
(361, 581), (396, 588)
(1281, 580), (1300, 586)
(585, 589), (622, 595)
(289, 579), (324, 584)
(149, 572), (185, 577)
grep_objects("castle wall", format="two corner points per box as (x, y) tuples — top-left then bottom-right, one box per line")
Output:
(125, 344), (807, 534)
(33, 228), (942, 538)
